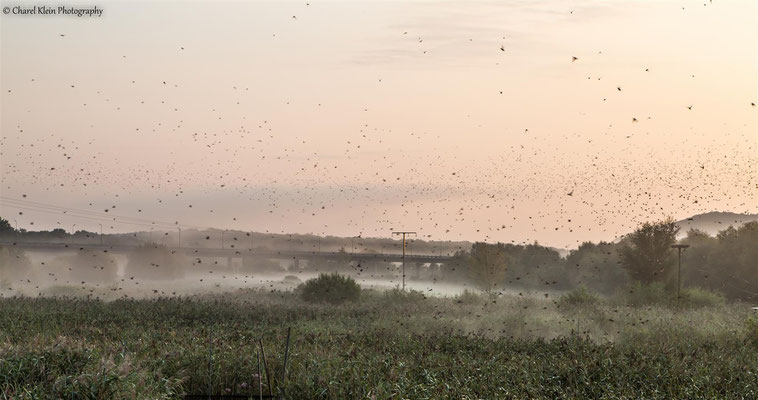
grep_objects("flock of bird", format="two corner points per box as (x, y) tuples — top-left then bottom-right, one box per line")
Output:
(0, 1), (756, 300)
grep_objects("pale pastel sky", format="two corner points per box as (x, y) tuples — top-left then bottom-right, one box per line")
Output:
(1, 0), (756, 248)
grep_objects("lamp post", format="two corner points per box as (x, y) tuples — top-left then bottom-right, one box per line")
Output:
(671, 244), (690, 303)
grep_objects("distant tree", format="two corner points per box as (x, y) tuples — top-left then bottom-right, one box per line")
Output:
(709, 222), (758, 300)
(620, 218), (679, 285)
(51, 228), (67, 237)
(0, 218), (14, 235)
(565, 241), (626, 294)
(468, 242), (508, 294)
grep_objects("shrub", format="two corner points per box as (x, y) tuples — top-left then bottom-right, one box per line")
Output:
(620, 282), (668, 307)
(678, 287), (726, 308)
(747, 315), (758, 346)
(559, 286), (600, 307)
(382, 287), (426, 304)
(455, 289), (484, 305)
(298, 273), (360, 304)
(619, 282), (725, 308)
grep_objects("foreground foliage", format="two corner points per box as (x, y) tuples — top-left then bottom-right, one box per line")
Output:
(0, 290), (756, 399)
(297, 273), (361, 304)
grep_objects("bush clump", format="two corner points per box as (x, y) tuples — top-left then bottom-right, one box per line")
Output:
(678, 287), (726, 308)
(618, 282), (725, 308)
(620, 282), (668, 307)
(559, 286), (600, 307)
(298, 273), (360, 304)
(455, 289), (484, 305)
(381, 287), (427, 304)
(747, 315), (758, 346)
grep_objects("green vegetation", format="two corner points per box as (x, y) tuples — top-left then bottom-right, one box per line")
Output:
(620, 218), (679, 285)
(1, 287), (757, 399)
(298, 273), (361, 304)
(559, 286), (600, 307)
(467, 242), (508, 294)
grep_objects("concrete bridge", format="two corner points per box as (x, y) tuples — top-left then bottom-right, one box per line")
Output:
(0, 241), (454, 265)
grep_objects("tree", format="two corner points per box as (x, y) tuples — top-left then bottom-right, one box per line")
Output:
(565, 241), (626, 294)
(0, 218), (14, 235)
(468, 242), (508, 294)
(620, 218), (679, 285)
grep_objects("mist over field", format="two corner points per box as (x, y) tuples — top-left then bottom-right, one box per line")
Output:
(1, 0), (757, 398)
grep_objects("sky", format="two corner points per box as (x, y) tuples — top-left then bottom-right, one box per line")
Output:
(1, 0), (757, 249)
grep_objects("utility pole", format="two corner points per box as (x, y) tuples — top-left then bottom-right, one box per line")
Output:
(671, 244), (690, 304)
(99, 224), (103, 245)
(392, 231), (416, 291)
(71, 224), (76, 244)
(177, 227), (182, 248)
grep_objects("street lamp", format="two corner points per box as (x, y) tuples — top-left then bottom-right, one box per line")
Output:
(671, 244), (690, 303)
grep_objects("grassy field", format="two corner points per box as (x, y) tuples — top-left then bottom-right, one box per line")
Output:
(1, 287), (757, 399)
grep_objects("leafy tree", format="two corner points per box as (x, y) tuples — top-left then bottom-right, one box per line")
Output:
(468, 242), (508, 294)
(0, 218), (14, 235)
(707, 222), (758, 300)
(565, 241), (626, 294)
(620, 218), (679, 285)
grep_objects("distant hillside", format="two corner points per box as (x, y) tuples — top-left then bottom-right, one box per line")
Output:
(676, 212), (758, 236)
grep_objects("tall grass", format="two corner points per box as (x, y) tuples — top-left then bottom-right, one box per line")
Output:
(0, 288), (756, 399)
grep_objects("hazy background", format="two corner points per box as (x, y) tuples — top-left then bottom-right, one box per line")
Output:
(1, 0), (756, 249)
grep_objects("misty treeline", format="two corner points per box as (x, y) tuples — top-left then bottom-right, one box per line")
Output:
(454, 218), (758, 302)
(2, 216), (758, 302)
(0, 218), (467, 255)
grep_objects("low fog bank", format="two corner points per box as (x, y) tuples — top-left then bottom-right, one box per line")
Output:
(2, 218), (758, 304)
(0, 247), (569, 301)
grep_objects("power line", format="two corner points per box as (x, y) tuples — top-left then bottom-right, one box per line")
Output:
(0, 197), (209, 230)
(0, 196), (190, 227)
